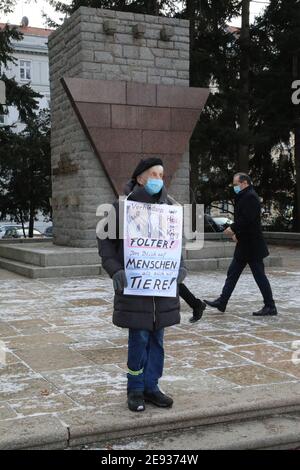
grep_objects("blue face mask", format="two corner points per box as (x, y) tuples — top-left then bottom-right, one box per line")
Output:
(233, 185), (241, 194)
(144, 178), (164, 195)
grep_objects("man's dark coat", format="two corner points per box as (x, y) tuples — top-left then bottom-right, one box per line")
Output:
(231, 185), (269, 262)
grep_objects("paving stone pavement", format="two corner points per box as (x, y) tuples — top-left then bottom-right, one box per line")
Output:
(0, 247), (299, 448)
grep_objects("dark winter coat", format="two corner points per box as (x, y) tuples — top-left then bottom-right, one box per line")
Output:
(97, 180), (183, 331)
(231, 185), (269, 262)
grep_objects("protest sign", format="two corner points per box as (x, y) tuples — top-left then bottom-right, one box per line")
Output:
(123, 200), (183, 297)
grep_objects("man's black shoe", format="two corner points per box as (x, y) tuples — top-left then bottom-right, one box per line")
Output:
(127, 391), (145, 412)
(253, 306), (278, 316)
(144, 390), (173, 408)
(203, 298), (226, 313)
(189, 299), (206, 323)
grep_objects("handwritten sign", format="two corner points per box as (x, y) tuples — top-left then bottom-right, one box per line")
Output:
(123, 200), (183, 297)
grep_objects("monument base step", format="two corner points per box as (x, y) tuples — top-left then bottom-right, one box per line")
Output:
(0, 242), (283, 278)
(0, 243), (98, 267)
(185, 255), (283, 271)
(78, 412), (300, 450)
(0, 255), (282, 278)
(0, 242), (102, 278)
(55, 383), (300, 450)
(184, 241), (235, 259)
(4, 382), (300, 449)
(0, 256), (101, 279)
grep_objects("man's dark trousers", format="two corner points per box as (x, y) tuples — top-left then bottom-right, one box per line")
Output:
(220, 258), (275, 308)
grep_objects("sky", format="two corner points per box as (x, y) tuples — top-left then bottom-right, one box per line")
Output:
(0, 0), (269, 29)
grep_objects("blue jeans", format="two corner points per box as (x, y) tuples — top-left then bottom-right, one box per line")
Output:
(127, 328), (164, 393)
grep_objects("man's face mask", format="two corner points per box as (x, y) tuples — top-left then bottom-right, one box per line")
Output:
(233, 185), (241, 194)
(144, 178), (164, 195)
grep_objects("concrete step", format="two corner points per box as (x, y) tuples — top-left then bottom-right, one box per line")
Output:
(52, 379), (300, 450)
(3, 379), (300, 449)
(0, 244), (98, 267)
(185, 255), (283, 271)
(0, 256), (101, 279)
(184, 243), (235, 260)
(0, 242), (283, 278)
(0, 242), (235, 266)
(83, 412), (300, 450)
(0, 254), (283, 278)
(61, 383), (300, 450)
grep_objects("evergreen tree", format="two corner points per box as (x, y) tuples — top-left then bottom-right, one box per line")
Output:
(180, 1), (241, 208)
(43, 0), (300, 230)
(44, 0), (175, 26)
(0, 110), (51, 237)
(0, 1), (50, 235)
(0, 1), (41, 123)
(251, 0), (300, 230)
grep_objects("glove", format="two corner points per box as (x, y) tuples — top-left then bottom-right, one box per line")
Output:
(177, 267), (187, 284)
(112, 269), (128, 293)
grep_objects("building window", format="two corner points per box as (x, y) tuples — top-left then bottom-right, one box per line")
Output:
(20, 60), (31, 80)
(0, 114), (4, 125)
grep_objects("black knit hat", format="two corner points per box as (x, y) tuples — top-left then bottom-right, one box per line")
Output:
(132, 157), (164, 180)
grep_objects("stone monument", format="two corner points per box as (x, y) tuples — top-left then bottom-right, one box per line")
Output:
(48, 7), (209, 248)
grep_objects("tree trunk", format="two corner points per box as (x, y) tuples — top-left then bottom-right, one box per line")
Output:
(293, 50), (300, 232)
(187, 0), (196, 59)
(294, 126), (300, 231)
(187, 0), (197, 199)
(147, 0), (159, 15)
(29, 203), (34, 238)
(238, 0), (250, 173)
(19, 209), (26, 238)
(186, 0), (198, 232)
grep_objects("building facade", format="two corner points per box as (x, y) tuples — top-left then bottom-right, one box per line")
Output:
(0, 21), (53, 233)
(0, 21), (52, 131)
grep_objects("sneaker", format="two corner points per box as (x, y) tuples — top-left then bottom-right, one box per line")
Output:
(144, 390), (173, 408)
(189, 299), (206, 323)
(253, 306), (278, 316)
(127, 391), (145, 412)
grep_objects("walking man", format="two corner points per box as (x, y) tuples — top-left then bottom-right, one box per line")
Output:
(204, 173), (277, 316)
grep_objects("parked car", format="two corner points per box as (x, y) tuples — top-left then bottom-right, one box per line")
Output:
(44, 225), (53, 237)
(204, 215), (221, 232)
(0, 225), (23, 239)
(204, 215), (233, 232)
(2, 227), (44, 239)
(212, 216), (233, 231)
